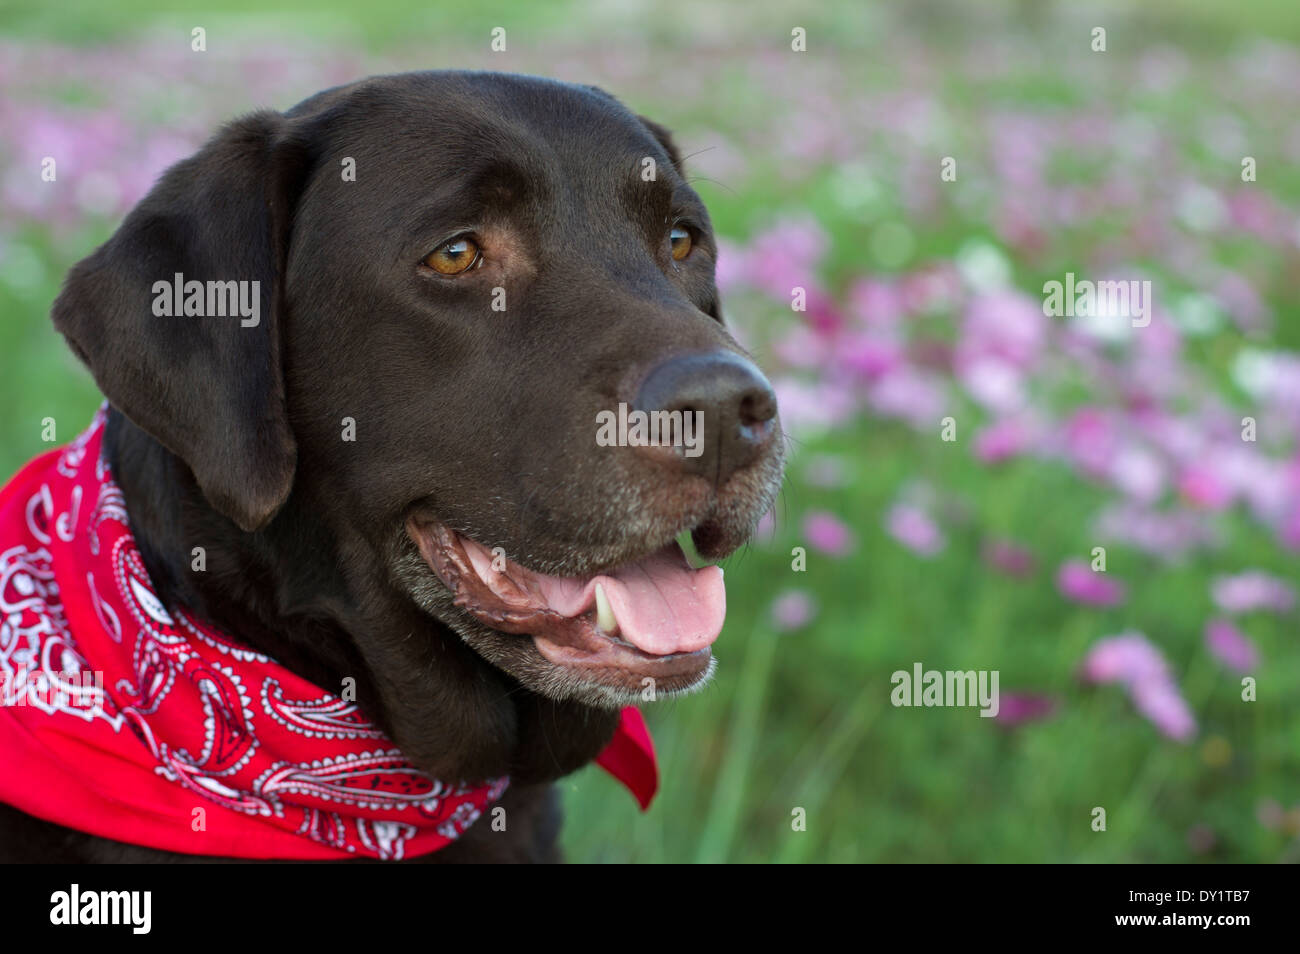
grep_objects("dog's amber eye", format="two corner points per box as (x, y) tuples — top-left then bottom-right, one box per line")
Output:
(670, 225), (693, 261)
(424, 236), (481, 275)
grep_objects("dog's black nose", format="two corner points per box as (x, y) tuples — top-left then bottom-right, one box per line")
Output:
(633, 351), (777, 483)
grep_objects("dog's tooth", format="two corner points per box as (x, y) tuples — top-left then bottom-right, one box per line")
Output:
(594, 582), (619, 635)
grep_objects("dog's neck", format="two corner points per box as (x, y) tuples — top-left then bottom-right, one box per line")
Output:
(101, 407), (618, 783)
(104, 408), (360, 686)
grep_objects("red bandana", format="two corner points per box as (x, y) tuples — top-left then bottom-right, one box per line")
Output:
(0, 409), (656, 860)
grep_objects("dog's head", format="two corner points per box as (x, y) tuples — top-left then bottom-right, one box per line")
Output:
(52, 71), (784, 710)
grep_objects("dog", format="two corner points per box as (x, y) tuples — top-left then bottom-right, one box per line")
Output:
(0, 71), (784, 862)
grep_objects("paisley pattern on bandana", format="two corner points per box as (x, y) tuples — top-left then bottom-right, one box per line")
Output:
(0, 409), (597, 859)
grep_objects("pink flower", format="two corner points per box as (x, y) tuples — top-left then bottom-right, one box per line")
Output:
(1130, 678), (1197, 742)
(1178, 465), (1234, 510)
(803, 290), (844, 337)
(1204, 619), (1259, 672)
(958, 290), (1048, 368)
(713, 238), (749, 293)
(1108, 446), (1165, 503)
(838, 334), (903, 379)
(974, 417), (1032, 464)
(802, 511), (856, 557)
(770, 590), (817, 631)
(867, 367), (949, 429)
(1094, 503), (1219, 560)
(958, 357), (1025, 412)
(992, 693), (1056, 727)
(770, 378), (857, 437)
(884, 502), (944, 557)
(1056, 560), (1126, 607)
(899, 264), (961, 315)
(846, 277), (904, 330)
(1214, 271), (1266, 333)
(773, 326), (831, 370)
(747, 217), (829, 300)
(1281, 505), (1300, 551)
(1062, 408), (1119, 480)
(1081, 632), (1197, 742)
(1210, 571), (1296, 614)
(982, 538), (1035, 577)
(1080, 632), (1169, 685)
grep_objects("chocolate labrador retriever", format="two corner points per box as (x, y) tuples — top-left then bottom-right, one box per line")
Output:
(0, 70), (783, 862)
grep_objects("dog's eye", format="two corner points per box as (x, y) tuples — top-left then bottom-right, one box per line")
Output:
(670, 225), (693, 262)
(424, 236), (481, 275)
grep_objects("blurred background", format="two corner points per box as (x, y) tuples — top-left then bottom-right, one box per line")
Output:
(3, 0), (1299, 862)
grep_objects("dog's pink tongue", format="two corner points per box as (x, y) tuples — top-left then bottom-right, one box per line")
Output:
(457, 538), (726, 655)
(604, 551), (726, 655)
(539, 548), (725, 656)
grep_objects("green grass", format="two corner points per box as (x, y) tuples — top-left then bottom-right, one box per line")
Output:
(561, 415), (1300, 862)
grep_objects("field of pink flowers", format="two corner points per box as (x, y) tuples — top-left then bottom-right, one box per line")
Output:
(2, 1), (1297, 861)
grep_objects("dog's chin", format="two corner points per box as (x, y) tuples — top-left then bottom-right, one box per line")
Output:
(448, 622), (717, 710)
(389, 513), (751, 708)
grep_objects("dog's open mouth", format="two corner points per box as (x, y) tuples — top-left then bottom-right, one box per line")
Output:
(407, 518), (726, 684)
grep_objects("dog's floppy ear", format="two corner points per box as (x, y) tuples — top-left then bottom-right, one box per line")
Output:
(52, 111), (311, 533)
(582, 85), (684, 170)
(637, 115), (683, 171)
